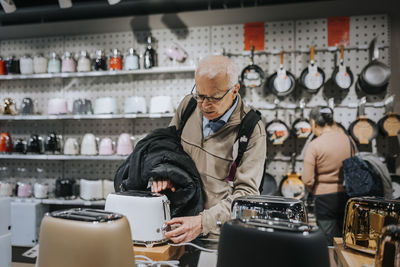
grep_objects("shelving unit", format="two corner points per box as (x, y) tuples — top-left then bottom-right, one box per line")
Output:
(0, 113), (174, 121)
(0, 66), (195, 81)
(0, 154), (127, 160)
(10, 197), (105, 206)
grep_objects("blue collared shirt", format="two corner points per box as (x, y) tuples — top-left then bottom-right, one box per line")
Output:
(202, 96), (238, 138)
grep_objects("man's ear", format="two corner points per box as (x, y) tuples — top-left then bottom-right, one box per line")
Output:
(232, 83), (240, 95)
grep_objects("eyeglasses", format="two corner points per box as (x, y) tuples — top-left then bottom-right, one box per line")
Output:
(191, 84), (234, 103)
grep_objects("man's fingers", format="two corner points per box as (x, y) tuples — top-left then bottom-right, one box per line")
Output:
(169, 232), (188, 244)
(162, 180), (167, 190)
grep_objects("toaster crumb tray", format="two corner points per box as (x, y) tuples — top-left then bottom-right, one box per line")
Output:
(133, 243), (185, 262)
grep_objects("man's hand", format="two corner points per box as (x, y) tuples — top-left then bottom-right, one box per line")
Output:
(164, 215), (202, 243)
(151, 180), (176, 193)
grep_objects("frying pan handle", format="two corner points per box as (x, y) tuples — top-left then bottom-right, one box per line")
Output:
(291, 153), (296, 173)
(280, 51), (284, 66)
(310, 45), (315, 63)
(369, 37), (379, 61)
(299, 99), (306, 119)
(250, 45), (255, 65)
(384, 95), (395, 113)
(328, 98), (335, 110)
(340, 44), (344, 63)
(358, 97), (367, 116)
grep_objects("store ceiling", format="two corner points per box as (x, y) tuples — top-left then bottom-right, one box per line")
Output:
(0, 0), (333, 26)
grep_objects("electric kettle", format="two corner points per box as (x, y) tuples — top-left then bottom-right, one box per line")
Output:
(13, 138), (27, 154)
(116, 133), (133, 155)
(80, 179), (103, 200)
(44, 132), (63, 154)
(55, 178), (77, 199)
(34, 183), (49, 199)
(103, 180), (114, 199)
(16, 182), (32, 198)
(1, 98), (17, 115)
(48, 98), (68, 115)
(98, 137), (114, 155)
(80, 133), (98, 155)
(217, 218), (329, 267)
(0, 132), (13, 153)
(63, 138), (79, 155)
(124, 96), (147, 114)
(105, 190), (171, 246)
(94, 97), (119, 114)
(20, 97), (34, 115)
(27, 134), (44, 154)
(0, 182), (13, 197)
(37, 208), (135, 267)
(72, 99), (93, 115)
(149, 96), (174, 113)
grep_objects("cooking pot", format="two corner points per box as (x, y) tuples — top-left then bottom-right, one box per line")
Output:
(1, 98), (17, 115)
(149, 96), (174, 113)
(80, 133), (98, 155)
(357, 38), (391, 95)
(240, 45), (265, 89)
(231, 195), (307, 223)
(349, 97), (378, 144)
(13, 138), (27, 154)
(94, 97), (119, 114)
(20, 97), (34, 115)
(103, 180), (114, 199)
(44, 132), (63, 154)
(33, 183), (49, 199)
(27, 134), (44, 154)
(124, 96), (147, 114)
(0, 132), (13, 153)
(291, 99), (312, 139)
(265, 110), (290, 145)
(63, 138), (79, 155)
(299, 45), (325, 93)
(80, 179), (103, 200)
(331, 45), (354, 90)
(55, 178), (77, 199)
(116, 133), (134, 155)
(375, 225), (400, 267)
(343, 197), (400, 255)
(165, 42), (187, 62)
(105, 190), (171, 247)
(266, 51), (296, 97)
(99, 137), (114, 155)
(217, 218), (329, 267)
(37, 208), (135, 267)
(48, 98), (68, 115)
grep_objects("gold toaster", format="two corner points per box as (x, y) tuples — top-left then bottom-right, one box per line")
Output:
(37, 208), (135, 267)
(375, 224), (400, 267)
(343, 197), (400, 254)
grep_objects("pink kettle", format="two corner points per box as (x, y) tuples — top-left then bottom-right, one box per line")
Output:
(98, 137), (114, 155)
(116, 133), (134, 155)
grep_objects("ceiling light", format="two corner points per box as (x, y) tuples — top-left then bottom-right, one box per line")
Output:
(58, 0), (72, 8)
(108, 0), (121, 5)
(0, 0), (16, 13)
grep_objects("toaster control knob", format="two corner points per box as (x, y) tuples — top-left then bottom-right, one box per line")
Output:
(161, 223), (170, 233)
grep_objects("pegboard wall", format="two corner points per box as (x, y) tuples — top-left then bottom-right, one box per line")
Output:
(0, 14), (396, 188)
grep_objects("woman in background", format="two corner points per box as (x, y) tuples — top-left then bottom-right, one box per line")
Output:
(302, 106), (350, 246)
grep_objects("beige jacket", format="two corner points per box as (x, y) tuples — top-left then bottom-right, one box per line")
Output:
(170, 95), (266, 236)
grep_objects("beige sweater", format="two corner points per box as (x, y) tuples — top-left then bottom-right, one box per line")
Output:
(170, 95), (267, 236)
(302, 130), (351, 195)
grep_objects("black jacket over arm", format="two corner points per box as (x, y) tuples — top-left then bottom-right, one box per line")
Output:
(114, 126), (204, 218)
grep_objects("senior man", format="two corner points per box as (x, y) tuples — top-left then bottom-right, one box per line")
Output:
(152, 55), (267, 243)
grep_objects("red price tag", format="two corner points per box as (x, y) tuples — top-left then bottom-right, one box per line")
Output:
(244, 22), (265, 51)
(327, 16), (350, 47)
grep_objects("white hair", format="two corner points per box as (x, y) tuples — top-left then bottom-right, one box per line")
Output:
(196, 55), (239, 89)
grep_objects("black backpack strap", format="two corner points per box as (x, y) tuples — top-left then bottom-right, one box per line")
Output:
(177, 97), (197, 136)
(235, 109), (261, 167)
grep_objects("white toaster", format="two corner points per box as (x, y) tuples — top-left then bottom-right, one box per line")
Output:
(80, 179), (103, 200)
(105, 190), (171, 247)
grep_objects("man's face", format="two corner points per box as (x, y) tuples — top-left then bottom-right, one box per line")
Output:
(195, 73), (238, 120)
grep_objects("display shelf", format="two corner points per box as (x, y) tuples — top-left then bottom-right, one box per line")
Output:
(0, 113), (174, 121)
(0, 154), (127, 160)
(10, 197), (105, 206)
(0, 66), (195, 80)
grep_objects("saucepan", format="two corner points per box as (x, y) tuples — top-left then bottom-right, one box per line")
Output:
(241, 45), (265, 89)
(266, 51), (296, 97)
(299, 45), (325, 93)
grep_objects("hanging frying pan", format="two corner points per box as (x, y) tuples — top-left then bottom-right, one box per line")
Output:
(348, 97), (378, 145)
(378, 96), (400, 137)
(260, 172), (277, 196)
(267, 51), (296, 97)
(299, 45), (325, 93)
(291, 99), (312, 139)
(331, 45), (354, 90)
(241, 45), (265, 89)
(357, 37), (391, 95)
(265, 110), (290, 145)
(391, 174), (400, 199)
(279, 153), (306, 200)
